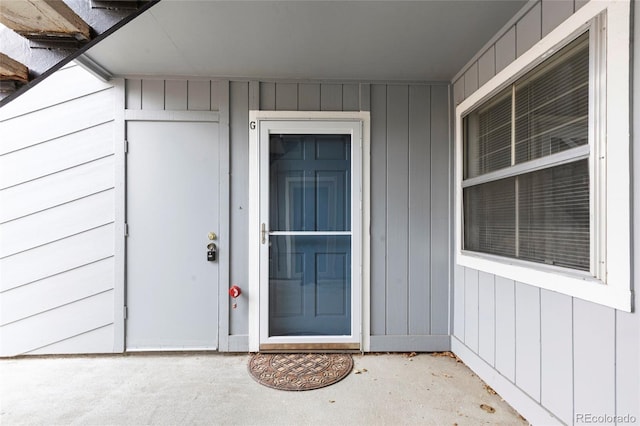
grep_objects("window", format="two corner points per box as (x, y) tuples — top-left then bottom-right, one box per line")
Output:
(455, 2), (631, 311)
(463, 33), (590, 271)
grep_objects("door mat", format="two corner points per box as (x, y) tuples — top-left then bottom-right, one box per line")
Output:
(248, 353), (353, 391)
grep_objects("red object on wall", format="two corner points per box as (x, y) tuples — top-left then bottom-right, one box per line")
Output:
(229, 285), (241, 298)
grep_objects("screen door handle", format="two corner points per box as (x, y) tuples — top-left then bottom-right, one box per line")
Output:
(261, 223), (267, 244)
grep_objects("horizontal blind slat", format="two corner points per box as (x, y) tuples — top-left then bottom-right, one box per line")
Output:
(464, 160), (589, 271)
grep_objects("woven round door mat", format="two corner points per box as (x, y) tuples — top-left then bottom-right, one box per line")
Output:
(248, 353), (353, 391)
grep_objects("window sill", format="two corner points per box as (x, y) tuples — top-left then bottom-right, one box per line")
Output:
(457, 251), (632, 312)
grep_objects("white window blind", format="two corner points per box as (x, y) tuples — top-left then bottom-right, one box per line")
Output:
(518, 160), (589, 270)
(515, 35), (589, 164)
(462, 32), (590, 272)
(464, 89), (512, 179)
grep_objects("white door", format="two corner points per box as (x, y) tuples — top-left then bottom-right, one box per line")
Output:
(126, 120), (219, 350)
(257, 119), (362, 350)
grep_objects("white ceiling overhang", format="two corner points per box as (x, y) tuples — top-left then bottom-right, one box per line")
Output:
(85, 0), (528, 82)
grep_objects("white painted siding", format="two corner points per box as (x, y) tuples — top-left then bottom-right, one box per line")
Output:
(0, 64), (116, 356)
(451, 1), (639, 425)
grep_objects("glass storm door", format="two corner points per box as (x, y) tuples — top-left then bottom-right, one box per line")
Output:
(259, 120), (362, 348)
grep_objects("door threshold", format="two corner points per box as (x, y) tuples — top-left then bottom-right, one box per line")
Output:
(125, 347), (218, 353)
(259, 343), (360, 352)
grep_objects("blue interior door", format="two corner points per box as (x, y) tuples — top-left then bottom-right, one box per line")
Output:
(268, 134), (351, 336)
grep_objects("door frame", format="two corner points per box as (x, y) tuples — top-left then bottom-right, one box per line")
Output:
(248, 111), (371, 352)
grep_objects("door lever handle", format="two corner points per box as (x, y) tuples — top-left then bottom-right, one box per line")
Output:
(261, 223), (267, 244)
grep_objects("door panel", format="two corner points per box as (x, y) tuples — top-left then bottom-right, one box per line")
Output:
(126, 120), (219, 350)
(269, 235), (351, 336)
(267, 134), (351, 337)
(269, 135), (351, 232)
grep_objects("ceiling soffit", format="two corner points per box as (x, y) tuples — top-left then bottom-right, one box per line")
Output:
(85, 1), (529, 82)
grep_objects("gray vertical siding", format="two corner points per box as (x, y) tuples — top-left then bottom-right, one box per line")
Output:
(495, 27), (517, 74)
(257, 82), (362, 113)
(125, 78), (221, 113)
(0, 64), (116, 356)
(494, 276), (516, 382)
(342, 84), (360, 111)
(463, 268), (479, 352)
(429, 85), (450, 336)
(320, 84), (343, 111)
(573, 301), (616, 420)
(275, 83), (298, 110)
(514, 283), (541, 402)
(228, 81), (250, 347)
(516, 3), (542, 57)
(477, 272), (495, 364)
(226, 81), (451, 351)
(370, 84), (388, 338)
(369, 83), (451, 351)
(385, 85), (410, 336)
(298, 83), (320, 111)
(540, 290), (573, 424)
(451, 1), (639, 425)
(408, 85), (431, 336)
(164, 80), (188, 110)
(477, 47), (495, 87)
(463, 63), (478, 99)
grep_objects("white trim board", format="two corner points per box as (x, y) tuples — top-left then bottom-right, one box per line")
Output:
(113, 78), (126, 353)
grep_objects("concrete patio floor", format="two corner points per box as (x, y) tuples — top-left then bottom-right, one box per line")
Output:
(0, 352), (527, 425)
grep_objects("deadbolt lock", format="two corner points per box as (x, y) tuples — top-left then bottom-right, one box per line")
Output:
(207, 242), (217, 262)
(208, 232), (217, 240)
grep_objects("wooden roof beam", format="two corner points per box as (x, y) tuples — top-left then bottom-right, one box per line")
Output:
(0, 0), (91, 41)
(0, 53), (28, 84)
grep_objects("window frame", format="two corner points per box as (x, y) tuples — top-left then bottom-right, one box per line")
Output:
(454, 1), (631, 311)
(463, 31), (592, 272)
